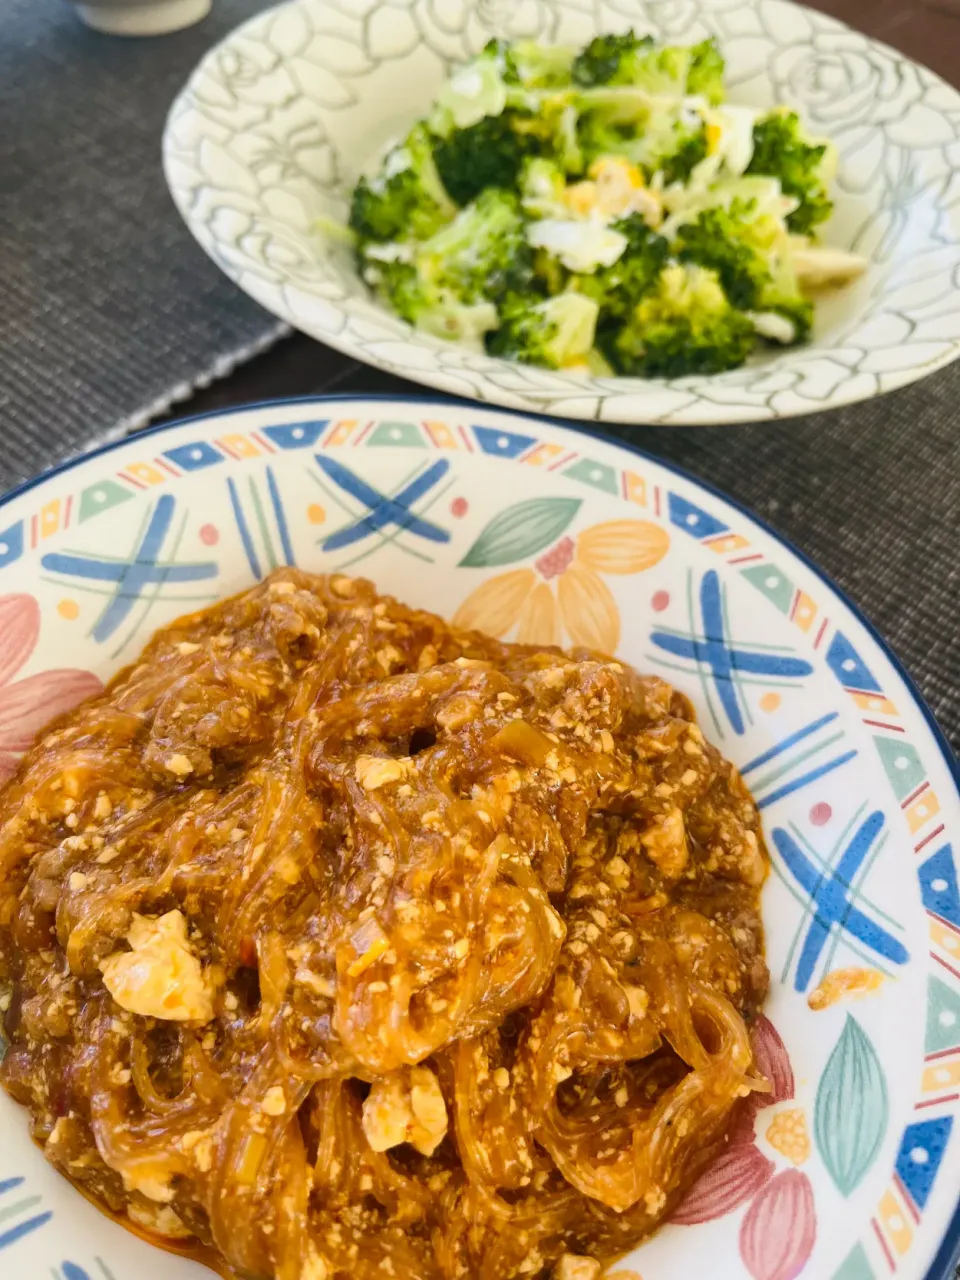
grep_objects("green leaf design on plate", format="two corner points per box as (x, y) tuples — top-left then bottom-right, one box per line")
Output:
(459, 498), (582, 568)
(814, 1014), (888, 1197)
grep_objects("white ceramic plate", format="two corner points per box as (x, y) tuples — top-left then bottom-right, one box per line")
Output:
(1, 395), (959, 1280)
(162, 0), (960, 426)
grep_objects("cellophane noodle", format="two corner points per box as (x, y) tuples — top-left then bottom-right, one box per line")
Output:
(0, 570), (768, 1279)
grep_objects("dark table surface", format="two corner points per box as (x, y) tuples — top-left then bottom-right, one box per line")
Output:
(150, 0), (960, 754)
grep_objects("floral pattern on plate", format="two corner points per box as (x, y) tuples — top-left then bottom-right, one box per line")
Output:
(0, 397), (958, 1280)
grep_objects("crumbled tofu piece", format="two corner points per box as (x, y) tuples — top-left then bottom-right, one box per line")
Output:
(554, 1255), (601, 1280)
(643, 1184), (666, 1215)
(181, 1129), (214, 1172)
(355, 755), (406, 790)
(262, 1085), (287, 1116)
(100, 910), (214, 1023)
(94, 792), (113, 820)
(738, 827), (767, 886)
(493, 1067), (510, 1090)
(301, 1244), (330, 1280)
(623, 984), (649, 1020)
(165, 753), (194, 777)
(120, 1156), (176, 1204)
(417, 644), (438, 672)
(362, 1065), (448, 1157)
(127, 1201), (191, 1237)
(176, 642), (202, 656)
(68, 872), (87, 891)
(47, 1116), (70, 1147)
(641, 805), (689, 878)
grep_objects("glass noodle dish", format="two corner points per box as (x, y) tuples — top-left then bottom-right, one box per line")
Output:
(0, 571), (770, 1280)
(348, 33), (866, 377)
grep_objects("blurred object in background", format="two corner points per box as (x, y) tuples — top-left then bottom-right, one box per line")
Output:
(69, 0), (211, 36)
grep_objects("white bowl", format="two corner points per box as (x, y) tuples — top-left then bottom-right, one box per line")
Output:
(1, 395), (959, 1280)
(163, 0), (960, 425)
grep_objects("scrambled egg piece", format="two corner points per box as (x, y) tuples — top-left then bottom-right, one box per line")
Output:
(362, 1065), (448, 1156)
(526, 218), (628, 274)
(703, 104), (758, 176)
(100, 909), (214, 1023)
(563, 156), (662, 227)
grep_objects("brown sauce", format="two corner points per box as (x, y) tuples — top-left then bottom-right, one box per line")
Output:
(0, 569), (768, 1279)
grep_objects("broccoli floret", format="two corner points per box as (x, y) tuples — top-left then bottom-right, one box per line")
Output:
(659, 127), (708, 185)
(675, 198), (812, 342)
(676, 200), (773, 308)
(686, 39), (725, 105)
(519, 157), (569, 218)
(362, 253), (501, 343)
(610, 262), (755, 376)
(488, 291), (599, 368)
(349, 124), (456, 242)
(431, 43), (511, 133)
(360, 189), (532, 339)
(496, 39), (577, 89)
(576, 114), (638, 168)
(755, 292), (813, 344)
(433, 113), (535, 206)
(572, 32), (654, 87)
(577, 107), (706, 186)
(420, 188), (533, 301)
(574, 213), (669, 323)
(572, 31), (725, 102)
(746, 110), (833, 235)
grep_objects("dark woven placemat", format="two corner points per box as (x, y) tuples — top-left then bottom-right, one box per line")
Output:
(0, 0), (286, 486)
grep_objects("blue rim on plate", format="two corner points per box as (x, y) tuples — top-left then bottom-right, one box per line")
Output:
(2, 394), (958, 1280)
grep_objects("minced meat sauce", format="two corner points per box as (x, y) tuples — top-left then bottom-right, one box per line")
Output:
(0, 569), (768, 1280)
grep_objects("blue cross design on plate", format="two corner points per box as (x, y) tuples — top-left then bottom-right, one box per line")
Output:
(773, 809), (909, 992)
(649, 569), (812, 735)
(313, 456), (452, 564)
(41, 494), (218, 645)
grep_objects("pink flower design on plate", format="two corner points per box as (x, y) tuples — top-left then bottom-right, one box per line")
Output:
(671, 1143), (775, 1225)
(0, 595), (102, 784)
(739, 1169), (817, 1280)
(672, 1013), (814, 1269)
(749, 1014), (796, 1113)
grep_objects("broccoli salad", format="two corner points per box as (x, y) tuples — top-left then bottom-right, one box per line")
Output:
(348, 32), (866, 378)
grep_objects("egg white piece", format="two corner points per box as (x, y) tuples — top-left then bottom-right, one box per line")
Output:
(526, 217), (628, 273)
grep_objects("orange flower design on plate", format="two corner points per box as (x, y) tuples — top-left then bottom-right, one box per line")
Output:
(453, 497), (669, 654)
